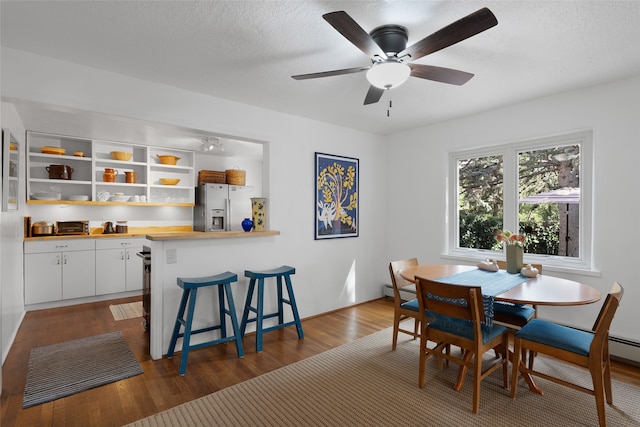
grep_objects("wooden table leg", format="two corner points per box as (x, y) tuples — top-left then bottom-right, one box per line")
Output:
(508, 349), (543, 394)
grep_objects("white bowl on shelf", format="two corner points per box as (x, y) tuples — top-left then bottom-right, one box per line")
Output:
(68, 195), (90, 201)
(31, 192), (61, 200)
(111, 195), (129, 202)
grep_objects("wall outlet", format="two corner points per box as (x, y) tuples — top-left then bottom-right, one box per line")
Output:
(166, 248), (177, 264)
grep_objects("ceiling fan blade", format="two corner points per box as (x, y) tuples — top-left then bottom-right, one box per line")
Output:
(323, 11), (387, 59)
(292, 66), (370, 80)
(364, 86), (385, 105)
(399, 7), (497, 62)
(408, 64), (474, 85)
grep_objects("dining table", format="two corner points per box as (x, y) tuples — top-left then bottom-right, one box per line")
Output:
(399, 263), (602, 394)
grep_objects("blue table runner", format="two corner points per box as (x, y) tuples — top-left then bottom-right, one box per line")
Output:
(435, 269), (532, 326)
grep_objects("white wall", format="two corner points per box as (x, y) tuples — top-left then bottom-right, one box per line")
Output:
(0, 48), (388, 364)
(0, 102), (27, 363)
(386, 75), (640, 359)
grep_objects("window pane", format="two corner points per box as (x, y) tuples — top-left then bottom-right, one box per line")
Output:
(458, 155), (503, 250)
(518, 145), (580, 257)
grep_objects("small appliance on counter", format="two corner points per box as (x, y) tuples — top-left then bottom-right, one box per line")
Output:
(32, 221), (55, 236)
(103, 221), (114, 234)
(115, 220), (128, 234)
(56, 220), (89, 236)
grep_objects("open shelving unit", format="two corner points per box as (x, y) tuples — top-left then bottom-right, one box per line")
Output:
(26, 131), (195, 206)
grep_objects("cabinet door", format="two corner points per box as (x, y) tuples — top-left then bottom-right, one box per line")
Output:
(62, 250), (96, 299)
(24, 252), (62, 304)
(125, 247), (143, 291)
(95, 248), (126, 295)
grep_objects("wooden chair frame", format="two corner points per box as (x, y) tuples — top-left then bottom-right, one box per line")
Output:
(511, 283), (624, 427)
(416, 277), (509, 414)
(389, 258), (421, 350)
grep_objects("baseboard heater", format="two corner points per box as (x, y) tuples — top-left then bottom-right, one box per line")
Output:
(382, 283), (415, 301)
(381, 283), (640, 364)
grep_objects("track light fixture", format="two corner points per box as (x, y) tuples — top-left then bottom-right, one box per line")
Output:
(201, 136), (224, 152)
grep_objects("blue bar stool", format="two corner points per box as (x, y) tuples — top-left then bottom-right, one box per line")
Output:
(240, 265), (304, 352)
(167, 271), (244, 375)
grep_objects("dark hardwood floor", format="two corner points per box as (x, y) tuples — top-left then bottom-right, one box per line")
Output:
(2, 296), (639, 426)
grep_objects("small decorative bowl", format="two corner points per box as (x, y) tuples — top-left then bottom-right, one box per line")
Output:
(73, 151), (84, 157)
(159, 178), (180, 186)
(110, 151), (133, 161)
(157, 155), (180, 165)
(41, 146), (66, 155)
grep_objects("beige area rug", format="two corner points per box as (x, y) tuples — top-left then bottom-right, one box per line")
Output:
(110, 301), (143, 321)
(125, 328), (640, 427)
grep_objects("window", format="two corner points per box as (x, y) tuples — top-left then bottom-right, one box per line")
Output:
(449, 131), (592, 270)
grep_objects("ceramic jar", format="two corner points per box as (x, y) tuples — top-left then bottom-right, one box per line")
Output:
(250, 197), (267, 231)
(103, 168), (118, 182)
(125, 171), (137, 183)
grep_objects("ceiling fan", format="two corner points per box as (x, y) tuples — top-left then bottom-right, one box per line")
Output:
(292, 8), (498, 105)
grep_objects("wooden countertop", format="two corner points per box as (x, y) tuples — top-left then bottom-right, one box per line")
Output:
(25, 226), (280, 241)
(145, 230), (280, 241)
(25, 226), (192, 241)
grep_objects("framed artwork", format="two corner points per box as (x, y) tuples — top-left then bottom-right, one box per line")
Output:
(2, 129), (19, 212)
(315, 152), (359, 239)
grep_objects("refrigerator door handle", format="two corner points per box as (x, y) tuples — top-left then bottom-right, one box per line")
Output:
(226, 198), (231, 231)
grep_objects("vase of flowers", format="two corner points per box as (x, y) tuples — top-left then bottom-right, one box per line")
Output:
(496, 229), (525, 274)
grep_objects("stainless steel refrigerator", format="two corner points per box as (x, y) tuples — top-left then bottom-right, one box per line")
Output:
(194, 184), (254, 232)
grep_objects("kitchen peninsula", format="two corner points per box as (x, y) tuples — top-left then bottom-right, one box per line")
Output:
(145, 230), (280, 359)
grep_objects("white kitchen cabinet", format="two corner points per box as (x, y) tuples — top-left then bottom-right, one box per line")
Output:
(62, 250), (97, 299)
(24, 240), (96, 304)
(95, 238), (143, 294)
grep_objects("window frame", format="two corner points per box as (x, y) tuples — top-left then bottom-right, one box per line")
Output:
(447, 130), (593, 271)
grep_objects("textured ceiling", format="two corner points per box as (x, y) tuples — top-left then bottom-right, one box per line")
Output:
(2, 1), (640, 137)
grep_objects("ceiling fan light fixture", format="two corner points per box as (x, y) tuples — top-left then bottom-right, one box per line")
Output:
(366, 62), (410, 89)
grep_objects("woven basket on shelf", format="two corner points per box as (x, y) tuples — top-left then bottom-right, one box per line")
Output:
(198, 170), (226, 185)
(226, 169), (246, 186)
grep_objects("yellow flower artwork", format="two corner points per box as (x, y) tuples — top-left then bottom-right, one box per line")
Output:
(315, 152), (359, 239)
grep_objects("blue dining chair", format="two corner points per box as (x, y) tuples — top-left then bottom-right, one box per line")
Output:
(511, 283), (624, 427)
(416, 277), (509, 414)
(389, 258), (421, 350)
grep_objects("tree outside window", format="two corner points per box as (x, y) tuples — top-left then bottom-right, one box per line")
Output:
(455, 139), (584, 261)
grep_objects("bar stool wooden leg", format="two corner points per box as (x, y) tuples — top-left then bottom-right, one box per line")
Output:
(240, 278), (257, 337)
(223, 281), (244, 358)
(284, 273), (304, 339)
(167, 288), (190, 358)
(178, 287), (198, 376)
